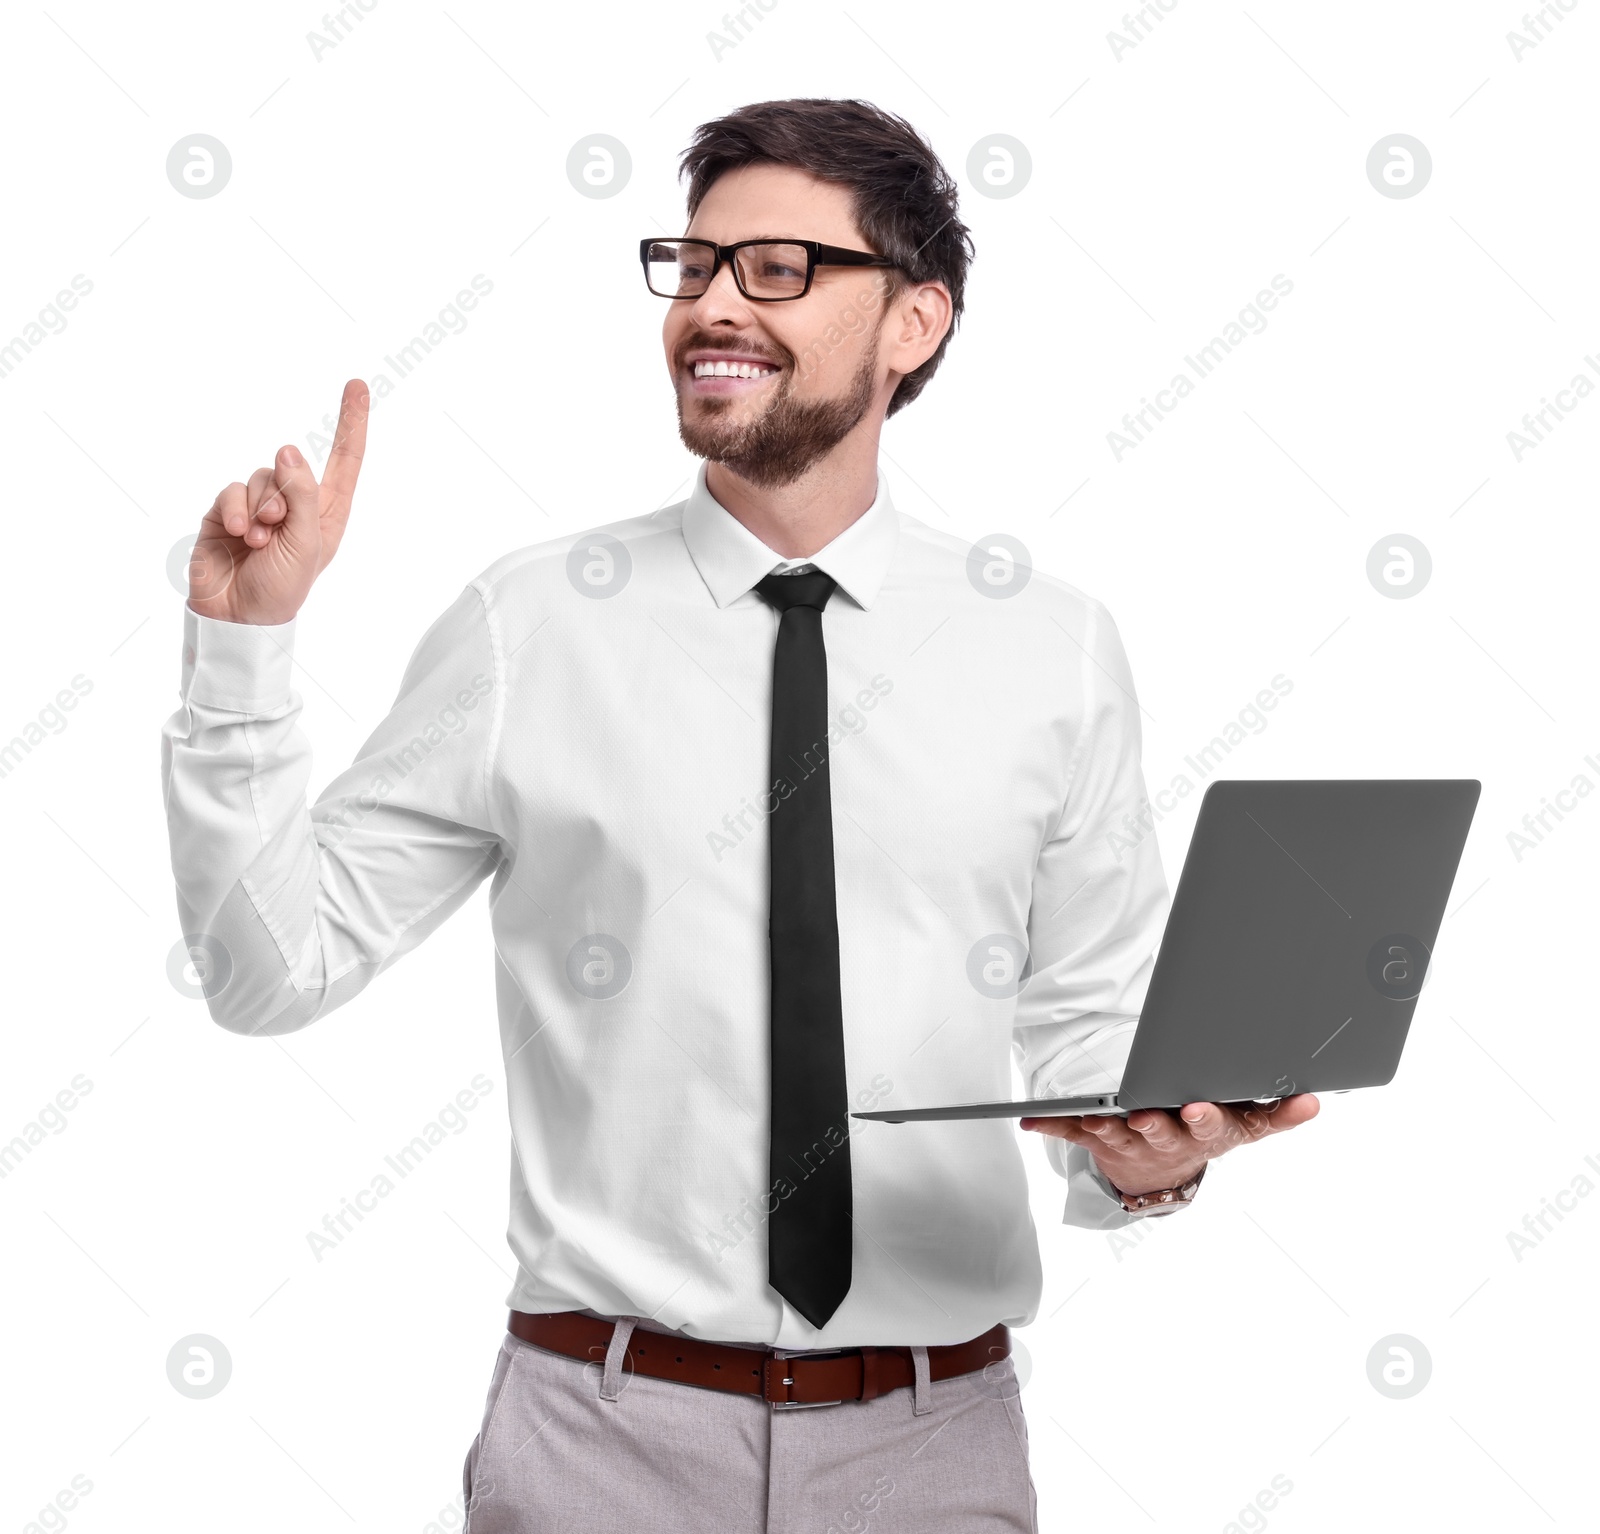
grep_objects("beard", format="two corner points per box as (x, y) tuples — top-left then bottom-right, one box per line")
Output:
(675, 325), (881, 490)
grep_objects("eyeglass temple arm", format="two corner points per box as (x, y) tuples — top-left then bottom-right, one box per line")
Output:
(810, 244), (897, 267)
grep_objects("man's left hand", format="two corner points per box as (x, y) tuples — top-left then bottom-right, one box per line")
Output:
(1019, 1094), (1320, 1196)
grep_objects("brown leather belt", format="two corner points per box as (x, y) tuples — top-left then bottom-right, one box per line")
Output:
(507, 1309), (1010, 1408)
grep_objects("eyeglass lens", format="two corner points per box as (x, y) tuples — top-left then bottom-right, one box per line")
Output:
(645, 240), (810, 299)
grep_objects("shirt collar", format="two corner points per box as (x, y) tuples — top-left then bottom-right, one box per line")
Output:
(679, 458), (900, 612)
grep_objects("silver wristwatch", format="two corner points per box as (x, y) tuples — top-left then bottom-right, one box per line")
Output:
(1111, 1161), (1206, 1217)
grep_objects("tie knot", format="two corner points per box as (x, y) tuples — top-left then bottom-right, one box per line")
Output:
(755, 569), (837, 613)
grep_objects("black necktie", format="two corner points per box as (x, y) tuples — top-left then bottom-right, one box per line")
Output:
(754, 569), (852, 1329)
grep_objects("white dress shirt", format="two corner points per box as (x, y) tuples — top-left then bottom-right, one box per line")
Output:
(161, 458), (1177, 1349)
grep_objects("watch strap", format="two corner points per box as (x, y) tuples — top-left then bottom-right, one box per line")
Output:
(1111, 1160), (1206, 1216)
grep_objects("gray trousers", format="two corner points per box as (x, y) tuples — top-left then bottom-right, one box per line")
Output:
(462, 1313), (1038, 1533)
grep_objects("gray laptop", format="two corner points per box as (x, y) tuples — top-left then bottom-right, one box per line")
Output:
(852, 778), (1480, 1123)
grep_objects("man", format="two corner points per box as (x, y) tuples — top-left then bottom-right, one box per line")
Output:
(162, 97), (1317, 1532)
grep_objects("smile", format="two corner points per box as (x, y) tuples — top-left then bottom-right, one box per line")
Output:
(693, 358), (778, 379)
(685, 356), (783, 393)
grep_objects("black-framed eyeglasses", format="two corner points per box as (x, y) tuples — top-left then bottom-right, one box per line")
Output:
(639, 238), (898, 302)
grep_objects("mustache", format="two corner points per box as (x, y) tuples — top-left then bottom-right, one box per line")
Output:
(675, 333), (790, 369)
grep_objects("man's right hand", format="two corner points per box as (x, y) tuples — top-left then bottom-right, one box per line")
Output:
(187, 378), (370, 626)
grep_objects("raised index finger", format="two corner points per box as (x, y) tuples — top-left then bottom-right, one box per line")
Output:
(321, 377), (370, 503)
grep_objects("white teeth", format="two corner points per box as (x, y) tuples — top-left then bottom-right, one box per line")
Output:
(693, 359), (775, 379)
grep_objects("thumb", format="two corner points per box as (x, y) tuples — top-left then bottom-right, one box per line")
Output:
(268, 444), (322, 560)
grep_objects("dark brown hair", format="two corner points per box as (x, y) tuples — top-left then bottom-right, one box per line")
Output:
(678, 98), (974, 418)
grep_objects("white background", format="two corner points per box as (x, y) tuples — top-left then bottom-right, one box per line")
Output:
(2, 2), (1595, 1530)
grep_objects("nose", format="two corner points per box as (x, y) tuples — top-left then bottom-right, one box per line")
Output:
(686, 256), (755, 330)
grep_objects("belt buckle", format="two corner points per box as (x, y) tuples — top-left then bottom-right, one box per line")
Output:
(766, 1346), (851, 1409)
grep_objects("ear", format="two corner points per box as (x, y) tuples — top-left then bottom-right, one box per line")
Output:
(883, 278), (953, 378)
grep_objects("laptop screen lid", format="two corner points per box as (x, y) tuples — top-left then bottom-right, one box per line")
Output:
(1115, 778), (1480, 1112)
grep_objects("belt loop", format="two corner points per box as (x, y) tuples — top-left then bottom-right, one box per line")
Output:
(599, 1317), (637, 1402)
(911, 1345), (932, 1415)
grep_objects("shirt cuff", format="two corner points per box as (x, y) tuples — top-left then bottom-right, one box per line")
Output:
(181, 602), (298, 711)
(1060, 1138), (1141, 1229)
